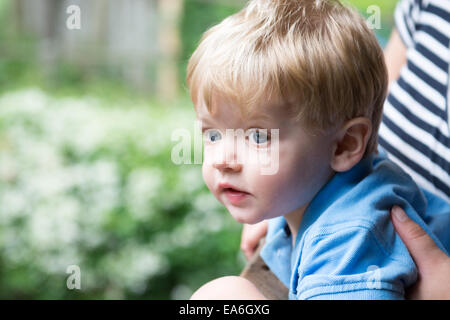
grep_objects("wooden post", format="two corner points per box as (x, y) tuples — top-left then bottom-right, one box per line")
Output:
(240, 240), (289, 300)
(157, 0), (183, 101)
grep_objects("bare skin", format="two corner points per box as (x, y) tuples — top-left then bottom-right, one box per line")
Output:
(190, 276), (267, 300)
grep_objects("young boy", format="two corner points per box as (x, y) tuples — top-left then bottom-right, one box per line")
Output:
(186, 0), (450, 299)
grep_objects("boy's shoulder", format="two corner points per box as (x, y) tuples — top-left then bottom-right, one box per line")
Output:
(307, 153), (449, 251)
(301, 152), (450, 260)
(262, 153), (449, 299)
(302, 153), (426, 239)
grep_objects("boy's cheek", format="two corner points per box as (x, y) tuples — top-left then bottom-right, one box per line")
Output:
(201, 163), (215, 194)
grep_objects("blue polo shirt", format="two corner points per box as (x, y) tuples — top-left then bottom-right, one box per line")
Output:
(260, 152), (450, 300)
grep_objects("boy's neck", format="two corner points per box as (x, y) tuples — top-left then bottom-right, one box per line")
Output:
(283, 170), (336, 247)
(284, 204), (308, 248)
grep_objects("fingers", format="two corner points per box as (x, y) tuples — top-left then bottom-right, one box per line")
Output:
(240, 225), (254, 260)
(390, 206), (446, 272)
(241, 221), (268, 260)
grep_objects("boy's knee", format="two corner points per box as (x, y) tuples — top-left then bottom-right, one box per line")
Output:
(190, 276), (266, 300)
(190, 276), (242, 300)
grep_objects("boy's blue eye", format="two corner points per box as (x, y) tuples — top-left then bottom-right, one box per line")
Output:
(249, 129), (268, 145)
(204, 129), (222, 142)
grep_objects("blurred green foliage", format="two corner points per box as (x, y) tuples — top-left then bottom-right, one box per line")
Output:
(0, 88), (244, 299)
(179, 0), (245, 90)
(0, 0), (396, 299)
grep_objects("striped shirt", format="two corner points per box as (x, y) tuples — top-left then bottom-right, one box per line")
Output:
(379, 0), (450, 202)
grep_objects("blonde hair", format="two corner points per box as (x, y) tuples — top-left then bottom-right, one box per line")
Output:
(186, 0), (388, 154)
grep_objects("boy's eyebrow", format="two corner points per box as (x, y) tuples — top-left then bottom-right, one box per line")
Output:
(248, 113), (271, 121)
(197, 116), (213, 125)
(245, 112), (277, 126)
(197, 115), (276, 129)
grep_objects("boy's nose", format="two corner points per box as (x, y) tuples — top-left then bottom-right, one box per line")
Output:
(212, 158), (243, 172)
(212, 137), (243, 172)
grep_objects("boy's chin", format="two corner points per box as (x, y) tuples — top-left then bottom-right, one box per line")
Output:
(227, 208), (264, 225)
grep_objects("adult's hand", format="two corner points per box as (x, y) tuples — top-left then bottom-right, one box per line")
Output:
(391, 206), (450, 300)
(240, 220), (268, 260)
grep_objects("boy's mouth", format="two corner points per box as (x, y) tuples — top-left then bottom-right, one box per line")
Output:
(218, 182), (248, 194)
(223, 188), (246, 194)
(218, 182), (250, 205)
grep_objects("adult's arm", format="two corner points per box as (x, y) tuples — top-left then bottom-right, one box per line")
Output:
(383, 28), (408, 86)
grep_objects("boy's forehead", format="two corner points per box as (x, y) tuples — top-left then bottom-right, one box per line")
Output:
(195, 96), (288, 124)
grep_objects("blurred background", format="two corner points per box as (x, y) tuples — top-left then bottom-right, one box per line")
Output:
(0, 0), (396, 299)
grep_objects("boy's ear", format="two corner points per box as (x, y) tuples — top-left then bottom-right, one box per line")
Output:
(330, 117), (372, 172)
